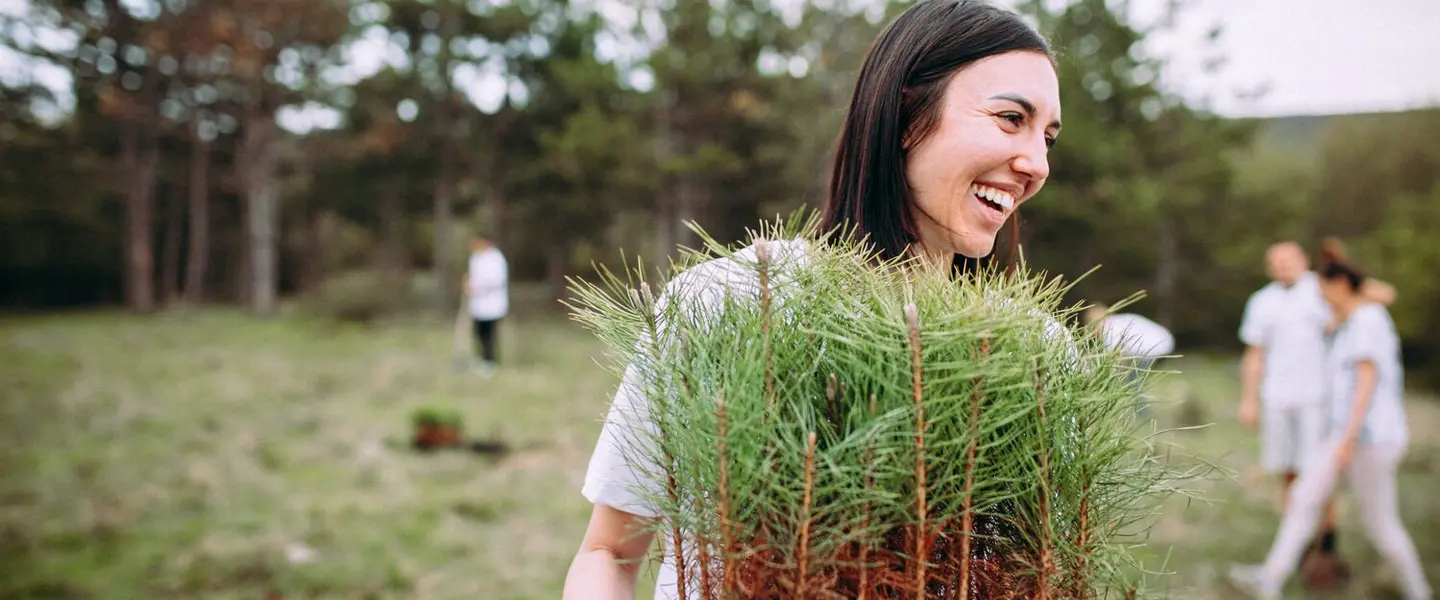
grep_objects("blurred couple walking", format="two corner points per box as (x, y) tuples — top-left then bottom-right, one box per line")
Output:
(1227, 239), (1428, 600)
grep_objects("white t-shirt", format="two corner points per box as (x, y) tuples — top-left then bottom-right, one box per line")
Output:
(580, 239), (1081, 600)
(466, 248), (508, 320)
(1324, 303), (1408, 446)
(1238, 271), (1331, 407)
(1099, 313), (1174, 358)
(582, 239), (809, 600)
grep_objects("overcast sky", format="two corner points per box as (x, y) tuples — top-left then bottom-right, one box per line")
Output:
(1136, 0), (1440, 117)
(2, 0), (1437, 125)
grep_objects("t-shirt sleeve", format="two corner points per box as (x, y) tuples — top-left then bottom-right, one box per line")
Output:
(1346, 307), (1392, 366)
(578, 241), (807, 518)
(1238, 293), (1268, 347)
(579, 263), (731, 519)
(581, 360), (663, 518)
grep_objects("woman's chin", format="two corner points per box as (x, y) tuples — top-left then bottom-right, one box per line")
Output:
(953, 235), (997, 259)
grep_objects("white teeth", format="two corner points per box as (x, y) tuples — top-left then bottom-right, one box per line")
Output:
(970, 184), (1015, 211)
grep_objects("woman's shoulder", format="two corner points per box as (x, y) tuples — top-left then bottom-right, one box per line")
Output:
(660, 238), (811, 306)
(1352, 302), (1396, 330)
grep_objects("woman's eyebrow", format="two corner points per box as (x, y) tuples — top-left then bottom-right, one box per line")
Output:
(990, 93), (1061, 131)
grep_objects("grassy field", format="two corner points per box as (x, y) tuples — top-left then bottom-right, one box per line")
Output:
(2, 306), (1438, 599)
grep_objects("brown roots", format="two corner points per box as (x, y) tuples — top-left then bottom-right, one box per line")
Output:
(692, 514), (1073, 600)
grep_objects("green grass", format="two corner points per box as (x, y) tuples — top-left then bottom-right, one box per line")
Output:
(1, 309), (1437, 599)
(1133, 356), (1440, 599)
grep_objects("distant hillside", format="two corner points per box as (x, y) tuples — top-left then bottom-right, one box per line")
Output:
(1243, 109), (1439, 155)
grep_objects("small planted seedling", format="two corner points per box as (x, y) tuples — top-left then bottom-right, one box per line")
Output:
(410, 407), (453, 452)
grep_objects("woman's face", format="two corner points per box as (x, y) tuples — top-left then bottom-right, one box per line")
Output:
(1320, 277), (1350, 309)
(905, 51), (1060, 258)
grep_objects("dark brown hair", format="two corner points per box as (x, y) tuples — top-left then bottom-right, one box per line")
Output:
(1319, 237), (1366, 292)
(819, 0), (1052, 272)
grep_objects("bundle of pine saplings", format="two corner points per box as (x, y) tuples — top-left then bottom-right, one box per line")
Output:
(569, 220), (1182, 600)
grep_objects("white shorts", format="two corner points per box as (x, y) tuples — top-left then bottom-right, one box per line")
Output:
(1261, 404), (1328, 474)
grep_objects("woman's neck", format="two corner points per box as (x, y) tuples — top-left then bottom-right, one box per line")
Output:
(1332, 294), (1365, 320)
(911, 241), (953, 270)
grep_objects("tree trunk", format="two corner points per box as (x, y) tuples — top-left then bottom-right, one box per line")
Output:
(120, 118), (158, 313)
(378, 177), (403, 284)
(431, 100), (461, 315)
(300, 208), (332, 294)
(434, 158), (456, 316)
(653, 91), (676, 267)
(431, 13), (461, 317)
(490, 178), (507, 249)
(481, 116), (510, 249)
(161, 173), (184, 305)
(675, 176), (704, 249)
(654, 198), (675, 271)
(238, 113), (282, 315)
(1154, 210), (1179, 328)
(669, 101), (703, 250)
(546, 233), (571, 303)
(183, 132), (210, 304)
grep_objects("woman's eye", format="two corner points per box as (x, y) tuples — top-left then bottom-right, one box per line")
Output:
(1045, 135), (1057, 148)
(998, 112), (1024, 127)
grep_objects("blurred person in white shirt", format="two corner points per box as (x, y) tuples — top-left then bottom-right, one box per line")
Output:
(463, 236), (508, 374)
(1083, 305), (1174, 416)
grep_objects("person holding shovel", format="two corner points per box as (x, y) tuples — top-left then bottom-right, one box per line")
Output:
(463, 236), (508, 374)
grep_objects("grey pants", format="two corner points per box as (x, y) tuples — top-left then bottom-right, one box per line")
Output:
(1261, 439), (1430, 599)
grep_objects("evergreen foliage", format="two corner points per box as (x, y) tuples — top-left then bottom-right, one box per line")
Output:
(569, 217), (1197, 599)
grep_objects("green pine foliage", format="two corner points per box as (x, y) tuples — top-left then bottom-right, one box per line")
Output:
(570, 217), (1196, 599)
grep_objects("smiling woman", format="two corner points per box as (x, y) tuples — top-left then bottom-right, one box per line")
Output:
(819, 1), (1058, 271)
(903, 57), (1060, 260)
(562, 2), (1109, 600)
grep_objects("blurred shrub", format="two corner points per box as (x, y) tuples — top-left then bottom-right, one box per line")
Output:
(299, 270), (420, 325)
(409, 271), (442, 311)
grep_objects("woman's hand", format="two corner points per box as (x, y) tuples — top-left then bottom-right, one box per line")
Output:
(1334, 437), (1357, 472)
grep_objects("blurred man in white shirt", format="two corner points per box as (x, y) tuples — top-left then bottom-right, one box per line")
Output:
(1240, 242), (1331, 494)
(464, 236), (508, 374)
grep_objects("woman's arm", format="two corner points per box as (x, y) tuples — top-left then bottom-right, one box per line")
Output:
(563, 504), (655, 600)
(1362, 279), (1397, 306)
(1334, 360), (1377, 470)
